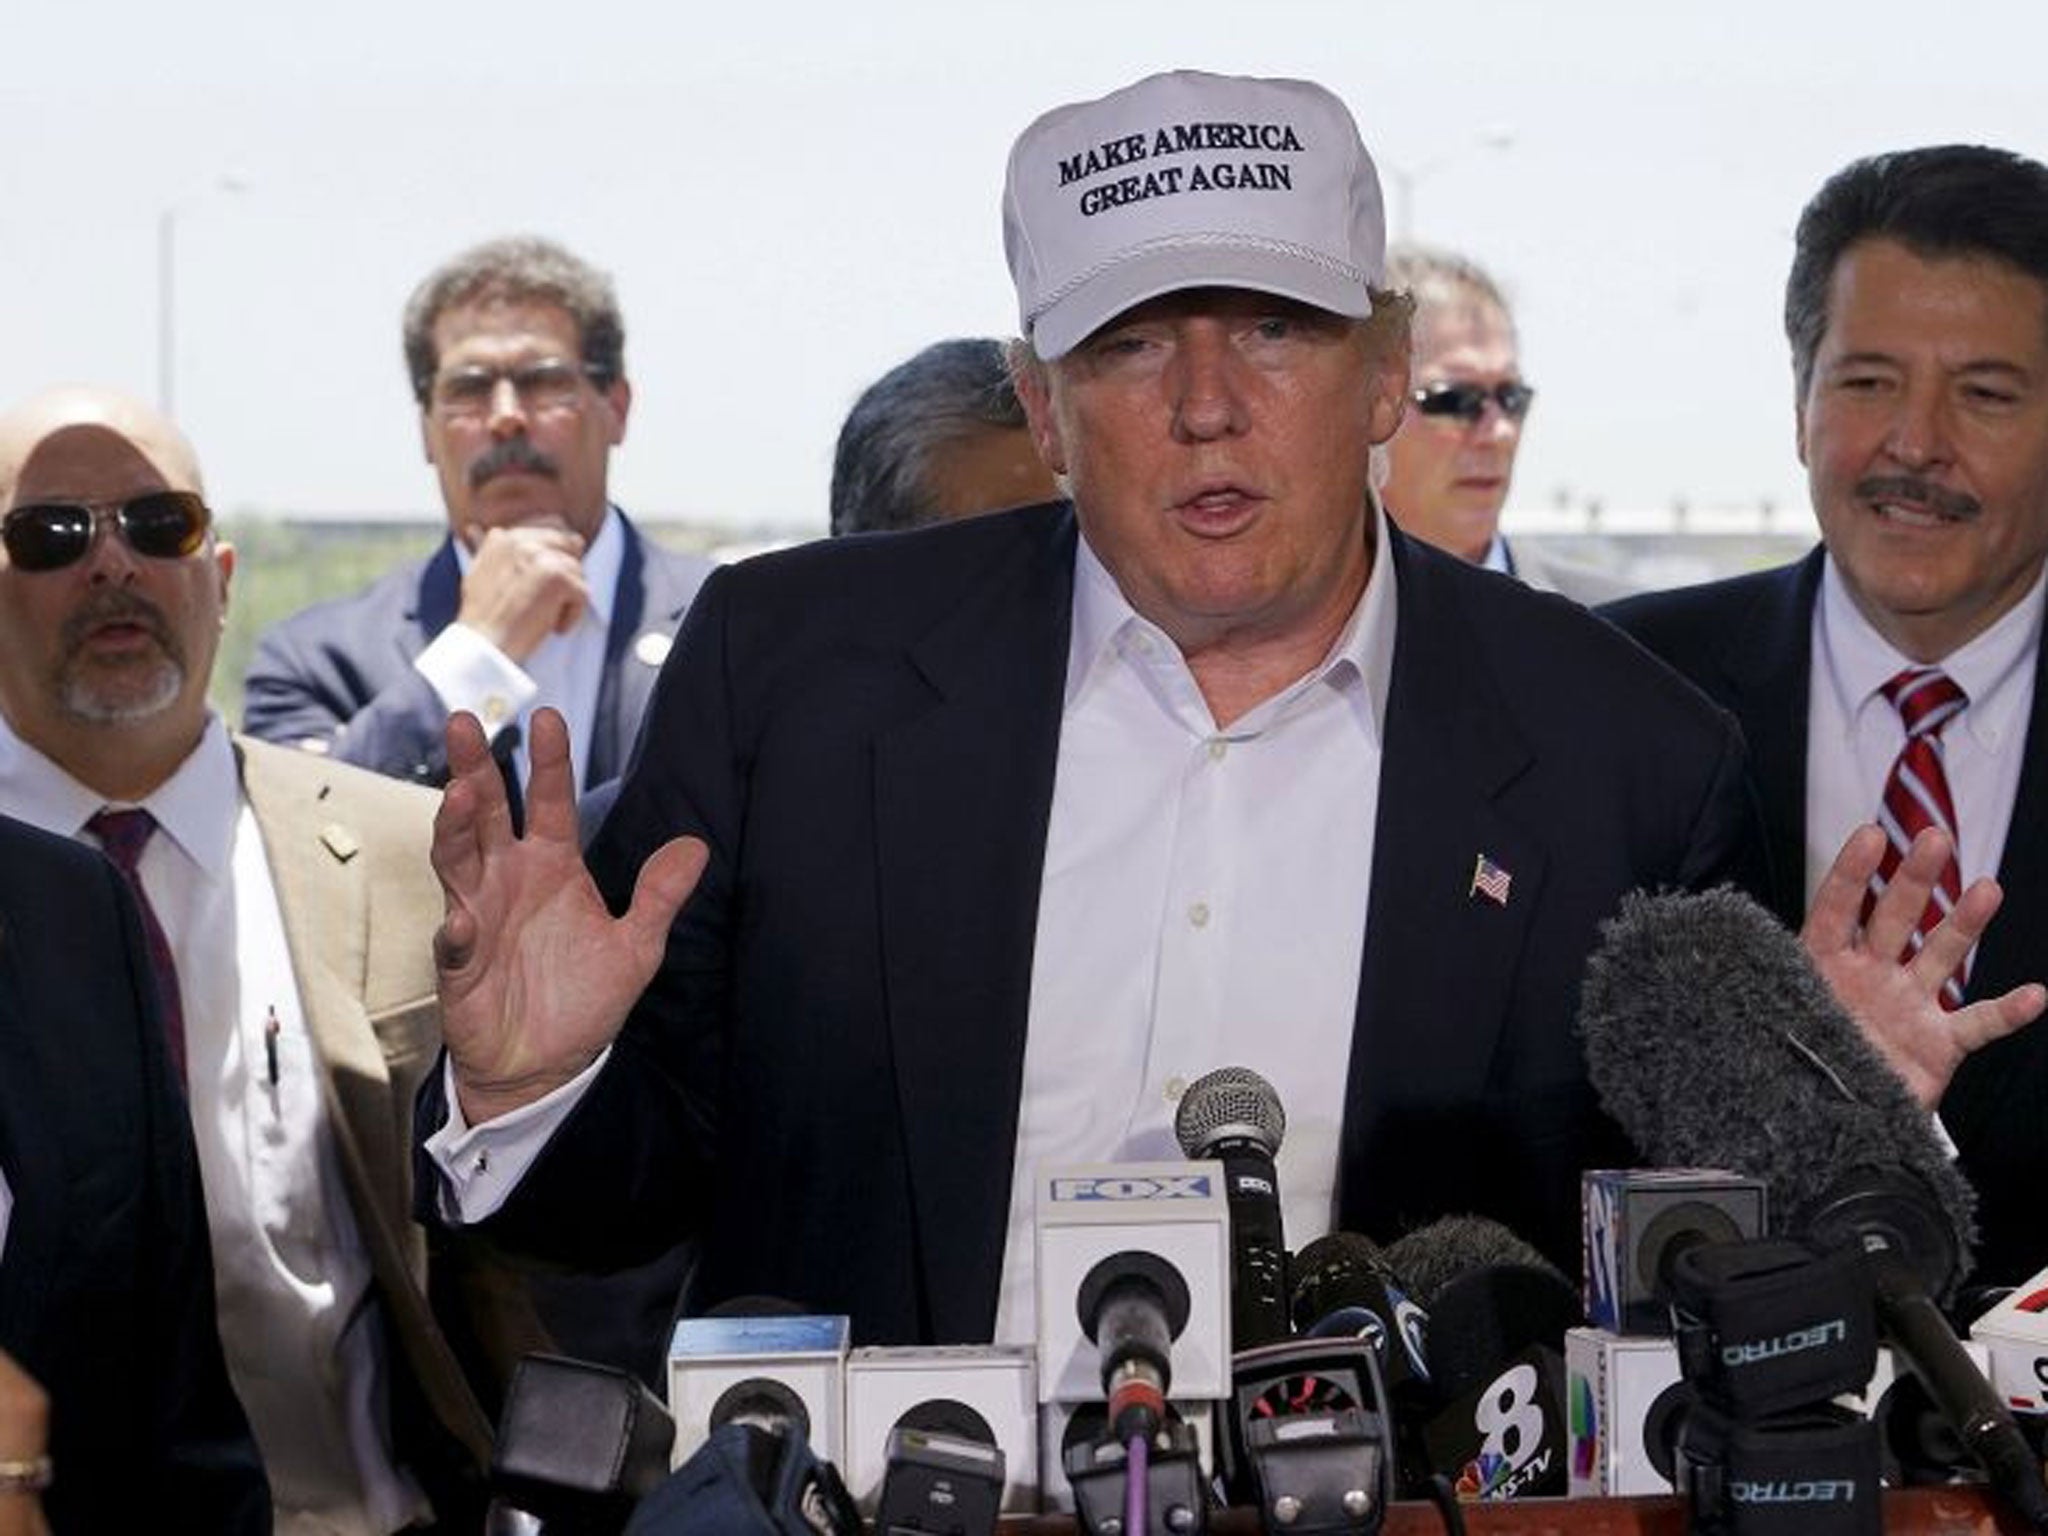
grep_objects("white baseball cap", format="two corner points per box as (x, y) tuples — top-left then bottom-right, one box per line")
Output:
(1003, 70), (1387, 360)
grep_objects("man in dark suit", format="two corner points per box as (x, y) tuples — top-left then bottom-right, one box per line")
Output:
(241, 235), (714, 796)
(416, 73), (1994, 1345)
(1607, 145), (2048, 1287)
(0, 811), (269, 1531)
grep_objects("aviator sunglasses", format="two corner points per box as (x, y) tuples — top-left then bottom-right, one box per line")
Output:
(2, 491), (212, 573)
(1412, 380), (1537, 423)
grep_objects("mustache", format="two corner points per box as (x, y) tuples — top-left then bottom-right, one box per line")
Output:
(60, 590), (175, 657)
(1856, 474), (1981, 521)
(469, 436), (560, 489)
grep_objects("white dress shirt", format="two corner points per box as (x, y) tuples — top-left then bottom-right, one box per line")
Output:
(433, 502), (1401, 1351)
(0, 716), (426, 1535)
(1805, 558), (2043, 933)
(413, 504), (625, 788)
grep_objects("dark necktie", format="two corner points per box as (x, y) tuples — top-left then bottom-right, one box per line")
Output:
(1859, 666), (1969, 1008)
(86, 807), (189, 1078)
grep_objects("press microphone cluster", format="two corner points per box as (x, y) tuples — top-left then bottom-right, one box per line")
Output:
(1575, 886), (2048, 1530)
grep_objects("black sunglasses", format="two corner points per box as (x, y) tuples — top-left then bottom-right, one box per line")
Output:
(1412, 381), (1536, 423)
(1, 492), (212, 573)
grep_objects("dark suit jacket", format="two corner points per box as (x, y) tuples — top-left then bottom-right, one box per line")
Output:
(1605, 552), (2048, 1285)
(0, 814), (270, 1532)
(240, 511), (715, 788)
(430, 505), (1750, 1342)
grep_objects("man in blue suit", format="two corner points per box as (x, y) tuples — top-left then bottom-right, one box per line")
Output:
(0, 812), (268, 1531)
(243, 236), (714, 798)
(414, 74), (2018, 1347)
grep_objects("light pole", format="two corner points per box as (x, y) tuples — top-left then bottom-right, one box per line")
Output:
(157, 175), (250, 416)
(1381, 129), (1515, 244)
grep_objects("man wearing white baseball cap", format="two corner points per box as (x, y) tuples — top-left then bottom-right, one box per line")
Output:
(413, 72), (1966, 1345)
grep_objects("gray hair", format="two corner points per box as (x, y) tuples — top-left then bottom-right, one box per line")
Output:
(402, 235), (625, 405)
(830, 338), (1030, 536)
(1384, 244), (1516, 343)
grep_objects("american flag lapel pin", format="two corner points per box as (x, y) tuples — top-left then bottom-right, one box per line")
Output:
(1469, 853), (1512, 907)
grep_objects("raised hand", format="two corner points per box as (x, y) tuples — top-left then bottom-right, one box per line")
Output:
(431, 706), (705, 1124)
(1802, 823), (2046, 1109)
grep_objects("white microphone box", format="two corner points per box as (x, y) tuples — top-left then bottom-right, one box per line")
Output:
(1034, 1161), (1231, 1404)
(666, 1313), (850, 1468)
(1581, 1169), (1767, 1335)
(1970, 1271), (2048, 1415)
(841, 1344), (1040, 1515)
(1036, 1398), (1217, 1513)
(1565, 1327), (1994, 1495)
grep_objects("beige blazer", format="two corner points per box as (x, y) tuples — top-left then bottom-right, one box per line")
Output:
(236, 736), (494, 1474)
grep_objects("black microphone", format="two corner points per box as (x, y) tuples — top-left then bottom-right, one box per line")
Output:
(1076, 1249), (1191, 1442)
(489, 1354), (676, 1534)
(1290, 1231), (1430, 1397)
(1581, 887), (2048, 1531)
(1175, 1065), (1291, 1352)
(874, 1399), (1004, 1535)
(1385, 1215), (1579, 1500)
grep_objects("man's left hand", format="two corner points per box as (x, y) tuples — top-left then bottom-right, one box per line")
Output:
(1803, 823), (2046, 1109)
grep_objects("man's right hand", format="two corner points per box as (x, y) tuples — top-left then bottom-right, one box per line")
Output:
(432, 706), (706, 1125)
(455, 522), (591, 661)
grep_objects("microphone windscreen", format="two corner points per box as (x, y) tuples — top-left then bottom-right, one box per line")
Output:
(1175, 1065), (1286, 1157)
(1578, 887), (1975, 1259)
(1384, 1215), (1570, 1308)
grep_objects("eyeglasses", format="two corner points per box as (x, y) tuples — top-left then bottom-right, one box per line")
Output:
(429, 359), (606, 420)
(1412, 381), (1536, 423)
(2, 492), (212, 573)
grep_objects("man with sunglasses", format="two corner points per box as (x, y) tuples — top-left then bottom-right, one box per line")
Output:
(1606, 145), (2048, 1288)
(0, 387), (500, 1532)
(242, 235), (715, 802)
(1382, 244), (1633, 605)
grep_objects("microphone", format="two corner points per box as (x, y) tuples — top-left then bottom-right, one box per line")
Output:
(1290, 1232), (1430, 1396)
(1581, 887), (2048, 1531)
(1077, 1250), (1191, 1441)
(1385, 1216), (1579, 1500)
(1175, 1066), (1291, 1352)
(873, 1400), (1005, 1536)
(489, 1354), (676, 1533)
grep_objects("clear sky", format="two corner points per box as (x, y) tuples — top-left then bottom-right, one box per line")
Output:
(7, 0), (2045, 535)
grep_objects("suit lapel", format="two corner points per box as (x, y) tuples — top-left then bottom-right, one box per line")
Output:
(1711, 552), (1822, 928)
(870, 513), (1075, 1341)
(235, 744), (402, 1227)
(590, 520), (650, 785)
(0, 928), (63, 1351)
(415, 539), (462, 645)
(1970, 612), (2048, 1000)
(1343, 533), (1542, 1197)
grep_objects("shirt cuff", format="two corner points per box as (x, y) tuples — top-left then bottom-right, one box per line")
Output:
(424, 1049), (610, 1224)
(414, 624), (538, 740)
(1931, 1108), (1960, 1161)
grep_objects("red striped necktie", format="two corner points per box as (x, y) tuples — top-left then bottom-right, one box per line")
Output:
(86, 806), (189, 1079)
(1860, 667), (1969, 1009)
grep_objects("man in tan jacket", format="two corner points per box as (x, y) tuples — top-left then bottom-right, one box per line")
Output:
(0, 386), (495, 1534)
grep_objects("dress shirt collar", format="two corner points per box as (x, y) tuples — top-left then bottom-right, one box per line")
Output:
(1817, 553), (2045, 754)
(1483, 533), (1514, 575)
(1065, 495), (1398, 743)
(449, 502), (624, 628)
(0, 710), (241, 876)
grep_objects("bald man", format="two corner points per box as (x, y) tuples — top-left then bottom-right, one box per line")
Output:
(0, 389), (495, 1534)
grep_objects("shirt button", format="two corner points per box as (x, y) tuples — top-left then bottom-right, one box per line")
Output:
(1164, 1075), (1188, 1103)
(1188, 902), (1210, 928)
(481, 694), (511, 726)
(1207, 739), (1228, 762)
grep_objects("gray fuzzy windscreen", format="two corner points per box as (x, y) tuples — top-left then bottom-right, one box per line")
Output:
(1578, 886), (1975, 1260)
(1384, 1215), (1569, 1307)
